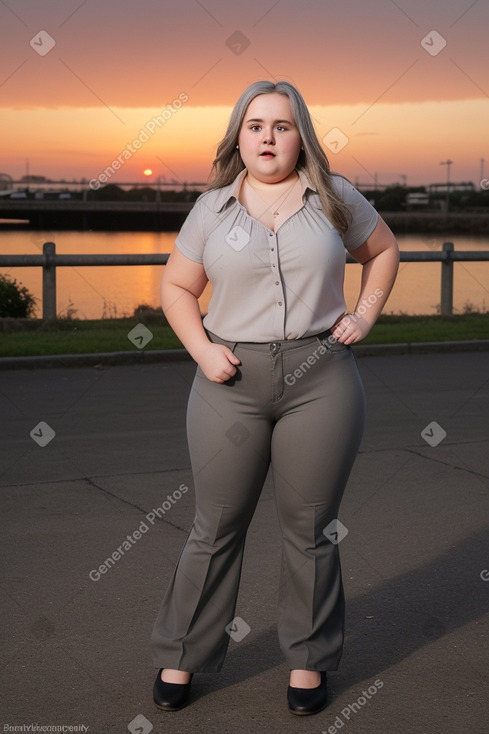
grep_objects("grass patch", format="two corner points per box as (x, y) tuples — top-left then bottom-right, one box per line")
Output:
(363, 313), (488, 344)
(0, 313), (487, 358)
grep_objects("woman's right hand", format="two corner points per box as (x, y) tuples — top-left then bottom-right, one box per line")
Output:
(196, 343), (241, 383)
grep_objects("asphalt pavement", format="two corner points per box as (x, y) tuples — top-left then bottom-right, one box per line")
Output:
(1, 350), (488, 734)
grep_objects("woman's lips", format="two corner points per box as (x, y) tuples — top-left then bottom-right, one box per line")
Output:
(260, 152), (275, 159)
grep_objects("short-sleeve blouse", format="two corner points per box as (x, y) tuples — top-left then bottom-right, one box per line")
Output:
(175, 168), (378, 341)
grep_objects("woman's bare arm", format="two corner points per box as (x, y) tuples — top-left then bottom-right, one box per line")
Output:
(161, 247), (240, 382)
(332, 216), (400, 344)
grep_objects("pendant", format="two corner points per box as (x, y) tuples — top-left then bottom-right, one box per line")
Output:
(273, 211), (279, 217)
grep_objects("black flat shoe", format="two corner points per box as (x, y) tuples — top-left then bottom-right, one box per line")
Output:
(287, 671), (327, 716)
(153, 669), (193, 711)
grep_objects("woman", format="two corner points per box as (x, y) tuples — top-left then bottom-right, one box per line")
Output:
(151, 80), (399, 716)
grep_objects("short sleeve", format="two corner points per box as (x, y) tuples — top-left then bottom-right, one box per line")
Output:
(332, 176), (379, 251)
(174, 197), (206, 263)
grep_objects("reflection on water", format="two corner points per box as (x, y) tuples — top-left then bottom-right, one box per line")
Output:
(0, 230), (488, 319)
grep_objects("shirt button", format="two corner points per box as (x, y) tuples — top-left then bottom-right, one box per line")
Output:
(278, 301), (283, 306)
(275, 281), (280, 285)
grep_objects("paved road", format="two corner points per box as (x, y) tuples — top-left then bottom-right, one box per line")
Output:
(1, 352), (488, 734)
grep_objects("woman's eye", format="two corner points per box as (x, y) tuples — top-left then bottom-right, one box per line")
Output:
(250, 125), (261, 131)
(276, 126), (286, 132)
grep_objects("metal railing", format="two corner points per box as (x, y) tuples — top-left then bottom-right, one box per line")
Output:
(1, 241), (488, 321)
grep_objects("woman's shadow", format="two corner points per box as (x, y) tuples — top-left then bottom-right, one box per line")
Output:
(199, 526), (488, 696)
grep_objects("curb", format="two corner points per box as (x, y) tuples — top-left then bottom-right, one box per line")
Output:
(1, 340), (488, 370)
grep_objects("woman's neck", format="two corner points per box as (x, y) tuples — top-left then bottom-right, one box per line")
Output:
(245, 169), (298, 191)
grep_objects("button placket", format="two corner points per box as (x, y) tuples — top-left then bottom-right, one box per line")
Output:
(268, 231), (285, 336)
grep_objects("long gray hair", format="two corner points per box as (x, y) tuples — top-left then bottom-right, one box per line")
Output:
(207, 80), (350, 233)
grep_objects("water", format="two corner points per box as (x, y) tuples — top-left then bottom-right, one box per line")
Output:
(0, 230), (488, 319)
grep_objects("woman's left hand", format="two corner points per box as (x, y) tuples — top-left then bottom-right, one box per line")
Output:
(331, 312), (372, 345)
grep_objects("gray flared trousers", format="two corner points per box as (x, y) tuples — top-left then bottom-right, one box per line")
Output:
(151, 329), (366, 673)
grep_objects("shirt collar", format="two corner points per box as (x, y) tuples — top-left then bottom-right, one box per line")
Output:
(210, 167), (317, 213)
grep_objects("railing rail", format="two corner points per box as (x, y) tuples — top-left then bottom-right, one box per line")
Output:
(1, 242), (488, 320)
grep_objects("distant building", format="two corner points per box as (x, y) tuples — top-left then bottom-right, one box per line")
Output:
(0, 173), (14, 191)
(20, 175), (50, 183)
(428, 181), (475, 193)
(406, 192), (430, 208)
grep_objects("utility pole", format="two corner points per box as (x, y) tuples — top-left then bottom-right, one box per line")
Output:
(440, 160), (453, 213)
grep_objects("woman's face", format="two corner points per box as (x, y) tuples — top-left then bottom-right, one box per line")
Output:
(238, 93), (302, 184)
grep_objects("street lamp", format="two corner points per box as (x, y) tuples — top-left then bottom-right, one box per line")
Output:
(440, 159), (453, 213)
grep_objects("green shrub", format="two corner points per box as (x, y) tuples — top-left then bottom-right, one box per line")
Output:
(0, 274), (37, 317)
(133, 303), (168, 325)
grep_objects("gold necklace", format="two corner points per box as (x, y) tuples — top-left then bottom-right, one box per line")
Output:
(246, 174), (299, 217)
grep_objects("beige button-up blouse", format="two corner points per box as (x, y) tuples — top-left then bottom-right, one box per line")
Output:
(175, 168), (379, 341)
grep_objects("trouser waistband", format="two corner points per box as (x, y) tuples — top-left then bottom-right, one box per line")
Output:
(206, 328), (334, 353)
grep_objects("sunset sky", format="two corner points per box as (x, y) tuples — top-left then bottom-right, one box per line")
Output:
(1, 0), (488, 187)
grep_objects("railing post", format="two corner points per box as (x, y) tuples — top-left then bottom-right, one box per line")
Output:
(42, 242), (57, 321)
(441, 242), (454, 316)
